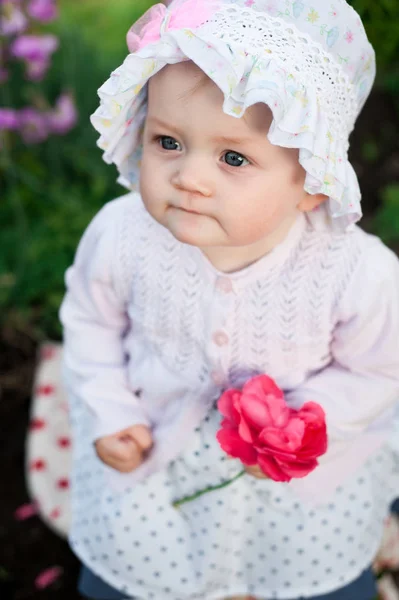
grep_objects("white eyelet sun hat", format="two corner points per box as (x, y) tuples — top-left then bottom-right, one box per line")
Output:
(90, 0), (376, 232)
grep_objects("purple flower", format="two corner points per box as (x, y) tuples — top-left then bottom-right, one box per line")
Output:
(0, 108), (19, 130)
(47, 93), (78, 135)
(10, 34), (58, 61)
(26, 58), (50, 80)
(18, 107), (49, 144)
(27, 0), (58, 23)
(0, 2), (28, 36)
(10, 34), (58, 80)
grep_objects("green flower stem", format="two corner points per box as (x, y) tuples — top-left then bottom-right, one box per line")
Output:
(173, 469), (246, 509)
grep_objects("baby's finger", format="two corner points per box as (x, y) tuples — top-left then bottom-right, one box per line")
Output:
(98, 438), (144, 470)
(128, 425), (153, 451)
(97, 436), (144, 470)
(106, 437), (140, 461)
(104, 452), (144, 473)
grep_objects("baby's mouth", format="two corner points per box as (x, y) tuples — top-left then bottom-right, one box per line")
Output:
(170, 204), (201, 215)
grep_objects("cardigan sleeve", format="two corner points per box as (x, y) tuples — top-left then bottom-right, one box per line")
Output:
(59, 198), (150, 443)
(286, 238), (399, 502)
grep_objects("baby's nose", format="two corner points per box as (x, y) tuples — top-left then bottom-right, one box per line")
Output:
(171, 155), (213, 197)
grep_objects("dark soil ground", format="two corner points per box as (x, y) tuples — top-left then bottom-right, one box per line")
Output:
(0, 325), (83, 600)
(0, 89), (398, 600)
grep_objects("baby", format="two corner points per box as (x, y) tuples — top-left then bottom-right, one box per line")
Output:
(60, 1), (399, 599)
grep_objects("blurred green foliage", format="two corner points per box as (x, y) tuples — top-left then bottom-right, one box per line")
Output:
(55, 0), (153, 66)
(373, 184), (399, 245)
(1, 1), (153, 338)
(351, 0), (399, 83)
(1, 0), (398, 339)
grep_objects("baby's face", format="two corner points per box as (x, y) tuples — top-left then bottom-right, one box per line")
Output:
(141, 62), (309, 254)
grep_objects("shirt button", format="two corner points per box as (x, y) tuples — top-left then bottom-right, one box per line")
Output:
(211, 370), (225, 386)
(213, 331), (229, 347)
(215, 277), (233, 294)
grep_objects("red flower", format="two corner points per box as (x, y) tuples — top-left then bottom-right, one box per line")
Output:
(36, 384), (55, 396)
(217, 375), (327, 482)
(29, 417), (46, 431)
(30, 458), (47, 471)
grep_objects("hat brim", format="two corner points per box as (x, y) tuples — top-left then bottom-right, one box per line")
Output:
(91, 17), (364, 232)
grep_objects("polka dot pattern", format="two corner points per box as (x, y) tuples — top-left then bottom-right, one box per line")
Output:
(68, 403), (398, 600)
(26, 343), (71, 538)
(26, 340), (399, 598)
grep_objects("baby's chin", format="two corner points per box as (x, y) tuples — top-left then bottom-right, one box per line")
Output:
(162, 207), (221, 247)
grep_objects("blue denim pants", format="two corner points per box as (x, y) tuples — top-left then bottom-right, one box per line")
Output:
(78, 564), (377, 600)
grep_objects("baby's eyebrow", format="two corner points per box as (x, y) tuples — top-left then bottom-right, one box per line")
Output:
(146, 116), (180, 134)
(212, 135), (253, 146)
(147, 117), (254, 146)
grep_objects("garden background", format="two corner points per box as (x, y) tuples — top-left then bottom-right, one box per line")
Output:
(0, 0), (398, 598)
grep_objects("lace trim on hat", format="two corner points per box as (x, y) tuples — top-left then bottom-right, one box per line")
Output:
(201, 6), (358, 141)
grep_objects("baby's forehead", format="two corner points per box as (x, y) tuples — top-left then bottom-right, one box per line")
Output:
(148, 61), (213, 97)
(148, 62), (272, 135)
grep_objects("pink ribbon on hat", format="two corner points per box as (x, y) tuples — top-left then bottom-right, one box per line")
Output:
(126, 0), (220, 52)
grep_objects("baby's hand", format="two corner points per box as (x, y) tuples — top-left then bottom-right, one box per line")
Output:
(245, 464), (269, 480)
(95, 425), (153, 473)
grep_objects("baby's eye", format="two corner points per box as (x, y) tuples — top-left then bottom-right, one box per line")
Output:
(159, 136), (181, 151)
(222, 151), (250, 167)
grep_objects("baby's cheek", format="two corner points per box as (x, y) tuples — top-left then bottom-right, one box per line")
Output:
(139, 155), (152, 196)
(140, 160), (161, 213)
(225, 205), (275, 244)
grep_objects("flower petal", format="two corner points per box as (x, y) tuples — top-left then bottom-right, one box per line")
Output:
(257, 453), (291, 482)
(299, 428), (328, 459)
(296, 402), (328, 459)
(14, 502), (38, 521)
(34, 566), (63, 590)
(240, 392), (290, 430)
(255, 445), (298, 461)
(258, 418), (305, 452)
(238, 413), (255, 443)
(216, 428), (257, 465)
(240, 376), (288, 429)
(297, 401), (326, 425)
(242, 375), (284, 401)
(276, 457), (319, 478)
(217, 389), (241, 426)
